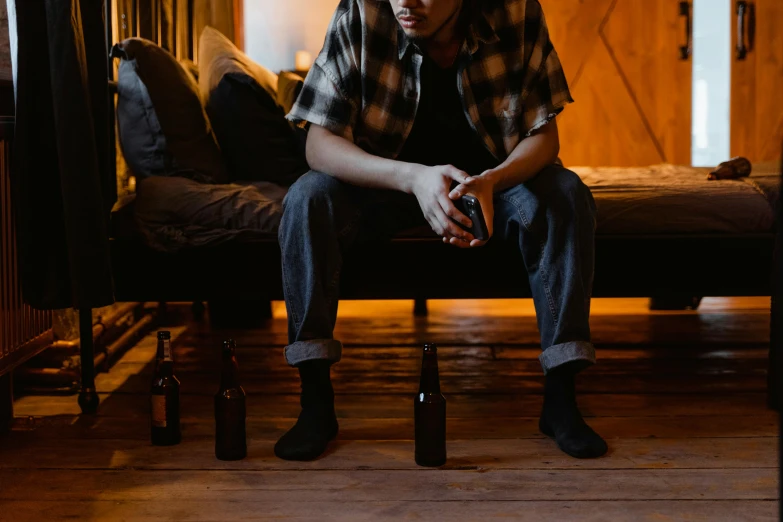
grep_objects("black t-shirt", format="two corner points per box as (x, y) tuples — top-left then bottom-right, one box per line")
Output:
(396, 53), (498, 176)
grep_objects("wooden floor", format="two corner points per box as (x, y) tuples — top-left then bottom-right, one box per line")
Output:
(1, 297), (779, 521)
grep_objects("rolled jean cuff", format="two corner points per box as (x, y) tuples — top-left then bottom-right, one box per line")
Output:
(539, 341), (596, 375)
(285, 339), (343, 366)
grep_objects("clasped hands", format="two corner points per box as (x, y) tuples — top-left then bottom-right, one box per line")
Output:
(410, 164), (495, 248)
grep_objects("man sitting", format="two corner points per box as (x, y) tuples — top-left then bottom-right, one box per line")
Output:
(275, 0), (607, 461)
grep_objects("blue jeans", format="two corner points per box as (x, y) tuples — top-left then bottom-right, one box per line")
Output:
(278, 164), (597, 374)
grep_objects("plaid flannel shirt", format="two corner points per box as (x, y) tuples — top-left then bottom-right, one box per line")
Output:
(286, 0), (573, 163)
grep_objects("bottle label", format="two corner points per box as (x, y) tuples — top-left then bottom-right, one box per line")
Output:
(152, 395), (167, 428)
(163, 339), (171, 360)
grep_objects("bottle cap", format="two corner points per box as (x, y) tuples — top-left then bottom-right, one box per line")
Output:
(157, 331), (171, 340)
(222, 339), (236, 351)
(423, 343), (437, 353)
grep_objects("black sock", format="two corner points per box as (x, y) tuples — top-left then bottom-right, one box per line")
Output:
(539, 361), (608, 459)
(274, 360), (339, 461)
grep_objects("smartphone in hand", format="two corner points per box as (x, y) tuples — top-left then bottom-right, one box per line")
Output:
(453, 195), (490, 242)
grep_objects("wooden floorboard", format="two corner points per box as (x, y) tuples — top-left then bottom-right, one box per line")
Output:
(15, 392), (772, 418)
(0, 469), (776, 501)
(1, 500), (777, 521)
(4, 297), (779, 521)
(8, 414), (776, 441)
(0, 437), (775, 471)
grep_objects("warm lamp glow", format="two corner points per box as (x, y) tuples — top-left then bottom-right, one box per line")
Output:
(244, 1), (337, 73)
(294, 50), (312, 71)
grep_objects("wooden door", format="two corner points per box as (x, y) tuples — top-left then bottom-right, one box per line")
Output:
(540, 0), (693, 167)
(731, 0), (783, 164)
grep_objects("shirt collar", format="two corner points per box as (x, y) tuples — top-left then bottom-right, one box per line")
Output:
(396, 9), (499, 60)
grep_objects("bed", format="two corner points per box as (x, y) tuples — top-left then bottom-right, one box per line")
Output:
(574, 163), (779, 235)
(106, 161), (779, 305)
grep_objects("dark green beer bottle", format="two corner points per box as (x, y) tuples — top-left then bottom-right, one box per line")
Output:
(151, 331), (181, 445)
(215, 339), (247, 460)
(414, 343), (446, 466)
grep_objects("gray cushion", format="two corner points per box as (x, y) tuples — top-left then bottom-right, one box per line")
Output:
(134, 176), (286, 252)
(114, 38), (228, 184)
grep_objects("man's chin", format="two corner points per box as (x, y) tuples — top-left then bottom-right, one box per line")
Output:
(401, 26), (431, 40)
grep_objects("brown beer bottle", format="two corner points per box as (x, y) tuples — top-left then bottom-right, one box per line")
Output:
(215, 339), (247, 460)
(151, 331), (181, 445)
(414, 343), (446, 466)
(707, 156), (752, 180)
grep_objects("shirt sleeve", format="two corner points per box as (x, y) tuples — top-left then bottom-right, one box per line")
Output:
(285, 1), (361, 142)
(519, 0), (574, 137)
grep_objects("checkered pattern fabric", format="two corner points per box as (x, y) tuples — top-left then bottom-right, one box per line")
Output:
(286, 0), (573, 162)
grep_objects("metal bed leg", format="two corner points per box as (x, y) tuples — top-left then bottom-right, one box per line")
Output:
(769, 230), (782, 411)
(769, 295), (781, 411)
(191, 301), (206, 322)
(261, 300), (273, 320)
(0, 372), (12, 435)
(414, 298), (428, 317)
(78, 307), (99, 414)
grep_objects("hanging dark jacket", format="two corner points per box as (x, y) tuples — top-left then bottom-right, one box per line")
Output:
(9, 0), (115, 310)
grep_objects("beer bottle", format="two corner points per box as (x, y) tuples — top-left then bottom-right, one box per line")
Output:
(151, 331), (181, 445)
(215, 339), (247, 460)
(707, 156), (752, 180)
(414, 343), (446, 467)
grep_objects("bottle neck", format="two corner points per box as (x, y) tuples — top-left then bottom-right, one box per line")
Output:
(156, 338), (173, 376)
(220, 352), (240, 390)
(419, 352), (441, 394)
(156, 360), (173, 377)
(156, 338), (172, 360)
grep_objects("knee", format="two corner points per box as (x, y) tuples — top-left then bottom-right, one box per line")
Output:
(539, 165), (595, 218)
(279, 171), (344, 241)
(283, 170), (342, 214)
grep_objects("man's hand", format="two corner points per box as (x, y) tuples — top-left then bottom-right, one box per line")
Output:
(410, 165), (476, 247)
(449, 171), (496, 248)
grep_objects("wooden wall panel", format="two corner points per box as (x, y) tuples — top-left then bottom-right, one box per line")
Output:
(233, 0), (243, 51)
(605, 0), (693, 165)
(731, 0), (783, 164)
(753, 0), (783, 162)
(731, 2), (758, 163)
(541, 0), (692, 167)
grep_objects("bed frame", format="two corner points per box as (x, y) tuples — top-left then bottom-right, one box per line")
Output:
(73, 1), (781, 415)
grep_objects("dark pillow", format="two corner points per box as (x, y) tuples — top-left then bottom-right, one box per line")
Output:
(197, 26), (308, 187)
(113, 38), (228, 184)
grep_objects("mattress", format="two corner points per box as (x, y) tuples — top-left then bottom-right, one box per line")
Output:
(572, 163), (780, 235)
(117, 163), (780, 253)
